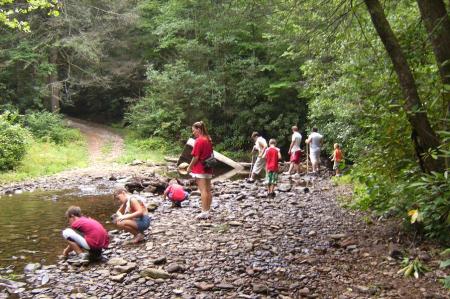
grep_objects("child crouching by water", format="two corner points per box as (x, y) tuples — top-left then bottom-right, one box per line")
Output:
(163, 179), (189, 207)
(62, 206), (109, 262)
(113, 188), (151, 244)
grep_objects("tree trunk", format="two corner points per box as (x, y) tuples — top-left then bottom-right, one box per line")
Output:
(416, 0), (450, 125)
(364, 0), (443, 173)
(47, 47), (60, 112)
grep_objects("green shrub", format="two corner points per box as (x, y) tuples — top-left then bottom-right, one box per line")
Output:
(24, 111), (80, 144)
(0, 119), (30, 170)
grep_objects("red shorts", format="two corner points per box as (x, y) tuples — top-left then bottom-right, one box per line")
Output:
(290, 150), (301, 164)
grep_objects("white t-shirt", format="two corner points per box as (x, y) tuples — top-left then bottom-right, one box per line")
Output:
(291, 131), (302, 153)
(308, 132), (323, 153)
(254, 136), (267, 156)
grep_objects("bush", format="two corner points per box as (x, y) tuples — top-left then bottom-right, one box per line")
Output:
(24, 111), (80, 144)
(0, 119), (30, 170)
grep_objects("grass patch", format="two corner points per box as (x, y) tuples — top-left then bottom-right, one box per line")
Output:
(116, 133), (180, 164)
(0, 140), (88, 184)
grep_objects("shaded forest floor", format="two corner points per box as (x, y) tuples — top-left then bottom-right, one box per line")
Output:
(10, 171), (449, 299)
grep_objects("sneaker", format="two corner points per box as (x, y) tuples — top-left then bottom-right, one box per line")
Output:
(195, 211), (210, 220)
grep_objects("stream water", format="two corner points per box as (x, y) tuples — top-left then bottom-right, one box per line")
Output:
(0, 167), (246, 277)
(0, 188), (118, 276)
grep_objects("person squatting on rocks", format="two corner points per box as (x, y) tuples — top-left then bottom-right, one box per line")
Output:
(113, 188), (151, 244)
(62, 206), (109, 262)
(263, 138), (282, 197)
(287, 125), (302, 175)
(163, 179), (190, 207)
(306, 127), (323, 174)
(330, 143), (344, 176)
(249, 131), (267, 182)
(186, 121), (214, 220)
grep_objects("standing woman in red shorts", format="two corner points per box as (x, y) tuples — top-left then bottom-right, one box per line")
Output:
(187, 121), (213, 220)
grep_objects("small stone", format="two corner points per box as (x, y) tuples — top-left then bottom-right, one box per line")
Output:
(140, 268), (170, 279)
(166, 263), (184, 273)
(24, 263), (41, 273)
(298, 287), (310, 295)
(110, 273), (127, 282)
(114, 262), (137, 273)
(329, 233), (347, 240)
(194, 282), (214, 291)
(107, 257), (128, 266)
(228, 221), (243, 226)
(153, 256), (167, 265)
(216, 283), (235, 290)
(252, 283), (269, 294)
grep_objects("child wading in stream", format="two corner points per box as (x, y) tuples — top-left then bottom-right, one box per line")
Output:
(262, 138), (282, 197)
(62, 206), (109, 263)
(113, 188), (151, 244)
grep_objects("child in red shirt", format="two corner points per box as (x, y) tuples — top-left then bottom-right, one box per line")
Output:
(163, 179), (189, 207)
(263, 139), (282, 197)
(62, 206), (109, 263)
(331, 143), (344, 176)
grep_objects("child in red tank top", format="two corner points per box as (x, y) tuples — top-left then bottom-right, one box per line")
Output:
(263, 139), (282, 197)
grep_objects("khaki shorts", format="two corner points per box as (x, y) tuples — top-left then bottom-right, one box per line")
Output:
(252, 157), (266, 175)
(310, 151), (320, 164)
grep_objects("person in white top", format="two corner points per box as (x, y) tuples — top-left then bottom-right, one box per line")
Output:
(249, 131), (267, 182)
(306, 127), (323, 174)
(287, 126), (302, 175)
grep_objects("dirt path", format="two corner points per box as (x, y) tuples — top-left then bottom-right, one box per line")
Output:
(65, 117), (124, 166)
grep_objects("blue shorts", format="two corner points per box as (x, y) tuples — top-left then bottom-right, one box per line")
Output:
(136, 215), (151, 232)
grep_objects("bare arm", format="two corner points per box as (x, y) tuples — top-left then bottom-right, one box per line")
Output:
(187, 156), (199, 173)
(259, 141), (267, 157)
(119, 199), (144, 220)
(288, 139), (295, 154)
(116, 203), (125, 216)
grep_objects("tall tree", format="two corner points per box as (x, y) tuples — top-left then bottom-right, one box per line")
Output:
(416, 0), (450, 123)
(364, 0), (443, 173)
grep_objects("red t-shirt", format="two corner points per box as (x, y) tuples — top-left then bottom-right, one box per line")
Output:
(165, 184), (187, 201)
(71, 217), (109, 249)
(191, 136), (213, 174)
(265, 147), (280, 172)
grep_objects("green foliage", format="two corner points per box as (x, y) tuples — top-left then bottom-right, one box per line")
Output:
(439, 249), (450, 289)
(0, 114), (31, 170)
(24, 111), (81, 144)
(127, 0), (307, 151)
(0, 139), (88, 183)
(397, 257), (429, 279)
(0, 0), (59, 32)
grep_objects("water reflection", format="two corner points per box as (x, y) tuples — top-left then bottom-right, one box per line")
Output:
(0, 190), (118, 274)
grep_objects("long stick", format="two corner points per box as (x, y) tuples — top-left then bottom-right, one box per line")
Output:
(249, 154), (255, 179)
(306, 145), (309, 174)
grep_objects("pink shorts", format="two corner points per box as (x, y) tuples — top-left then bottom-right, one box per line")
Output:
(290, 151), (301, 164)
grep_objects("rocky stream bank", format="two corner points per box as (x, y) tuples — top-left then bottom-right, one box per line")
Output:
(0, 163), (448, 299)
